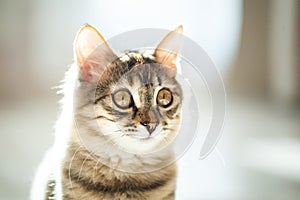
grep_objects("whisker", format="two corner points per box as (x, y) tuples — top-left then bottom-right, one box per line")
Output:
(92, 159), (100, 185)
(163, 122), (181, 125)
(68, 145), (83, 192)
(77, 153), (92, 182)
(162, 127), (174, 131)
(161, 134), (172, 146)
(122, 133), (134, 137)
(123, 123), (135, 127)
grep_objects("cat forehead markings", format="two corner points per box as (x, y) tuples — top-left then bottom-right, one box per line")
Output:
(129, 52), (143, 62)
(118, 51), (156, 66)
(119, 54), (130, 62)
(115, 51), (159, 108)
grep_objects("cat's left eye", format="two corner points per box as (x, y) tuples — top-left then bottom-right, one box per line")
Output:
(112, 89), (133, 109)
(157, 88), (173, 108)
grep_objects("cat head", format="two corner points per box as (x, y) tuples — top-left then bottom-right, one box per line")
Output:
(73, 24), (183, 155)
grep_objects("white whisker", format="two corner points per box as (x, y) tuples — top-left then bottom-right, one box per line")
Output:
(77, 153), (92, 181)
(68, 146), (83, 192)
(92, 159), (100, 185)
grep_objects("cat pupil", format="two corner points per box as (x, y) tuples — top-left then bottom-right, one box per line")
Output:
(121, 96), (127, 105)
(112, 89), (132, 109)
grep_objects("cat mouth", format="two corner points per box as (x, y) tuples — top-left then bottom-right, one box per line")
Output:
(123, 133), (149, 138)
(122, 125), (162, 141)
(131, 134), (153, 140)
(123, 133), (156, 141)
(136, 126), (162, 139)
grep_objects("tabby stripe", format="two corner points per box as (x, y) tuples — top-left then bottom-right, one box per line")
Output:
(94, 94), (108, 104)
(156, 105), (164, 118)
(163, 190), (175, 199)
(94, 115), (114, 122)
(65, 169), (170, 194)
(101, 103), (129, 118)
(77, 100), (94, 110)
(137, 71), (144, 83)
(166, 104), (179, 119)
(157, 76), (162, 86)
(127, 74), (134, 86)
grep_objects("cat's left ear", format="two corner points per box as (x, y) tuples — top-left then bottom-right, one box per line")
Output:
(154, 25), (183, 71)
(74, 24), (116, 82)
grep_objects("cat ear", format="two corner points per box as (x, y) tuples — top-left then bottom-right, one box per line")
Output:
(154, 25), (183, 71)
(74, 24), (116, 82)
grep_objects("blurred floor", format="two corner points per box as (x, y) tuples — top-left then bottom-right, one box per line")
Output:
(0, 96), (57, 200)
(176, 95), (300, 199)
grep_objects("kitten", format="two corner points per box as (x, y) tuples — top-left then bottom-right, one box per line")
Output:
(31, 24), (183, 200)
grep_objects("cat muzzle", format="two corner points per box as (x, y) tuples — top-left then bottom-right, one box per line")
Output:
(140, 121), (158, 135)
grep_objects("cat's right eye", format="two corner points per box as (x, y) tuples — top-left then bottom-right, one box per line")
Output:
(112, 89), (133, 109)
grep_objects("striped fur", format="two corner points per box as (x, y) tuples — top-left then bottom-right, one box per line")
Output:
(59, 141), (177, 200)
(37, 51), (182, 200)
(32, 25), (183, 200)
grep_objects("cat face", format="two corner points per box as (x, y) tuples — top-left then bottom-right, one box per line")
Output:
(93, 52), (182, 153)
(74, 25), (183, 154)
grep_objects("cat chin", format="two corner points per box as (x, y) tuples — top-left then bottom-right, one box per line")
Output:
(115, 125), (174, 154)
(113, 135), (164, 154)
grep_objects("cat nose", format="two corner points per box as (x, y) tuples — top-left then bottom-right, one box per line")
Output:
(140, 121), (149, 126)
(140, 121), (157, 134)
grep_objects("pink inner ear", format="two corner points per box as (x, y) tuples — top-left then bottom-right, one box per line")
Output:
(154, 26), (183, 71)
(156, 49), (178, 70)
(75, 26), (106, 67)
(79, 62), (92, 81)
(74, 24), (116, 82)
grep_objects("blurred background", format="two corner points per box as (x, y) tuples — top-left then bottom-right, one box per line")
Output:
(0, 0), (300, 199)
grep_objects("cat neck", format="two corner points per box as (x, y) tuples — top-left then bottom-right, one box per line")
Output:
(61, 136), (177, 200)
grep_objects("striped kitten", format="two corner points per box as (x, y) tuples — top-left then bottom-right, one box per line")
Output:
(31, 25), (183, 200)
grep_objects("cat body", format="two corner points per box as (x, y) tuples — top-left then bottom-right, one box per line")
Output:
(31, 25), (183, 200)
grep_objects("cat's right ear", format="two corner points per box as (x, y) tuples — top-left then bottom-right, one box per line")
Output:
(74, 24), (116, 82)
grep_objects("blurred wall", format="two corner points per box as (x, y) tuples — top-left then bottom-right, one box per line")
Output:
(228, 0), (300, 106)
(228, 0), (269, 97)
(0, 0), (242, 102)
(0, 0), (31, 99)
(268, 0), (300, 105)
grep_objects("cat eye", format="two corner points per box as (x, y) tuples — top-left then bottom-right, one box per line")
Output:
(157, 88), (173, 108)
(112, 89), (133, 109)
